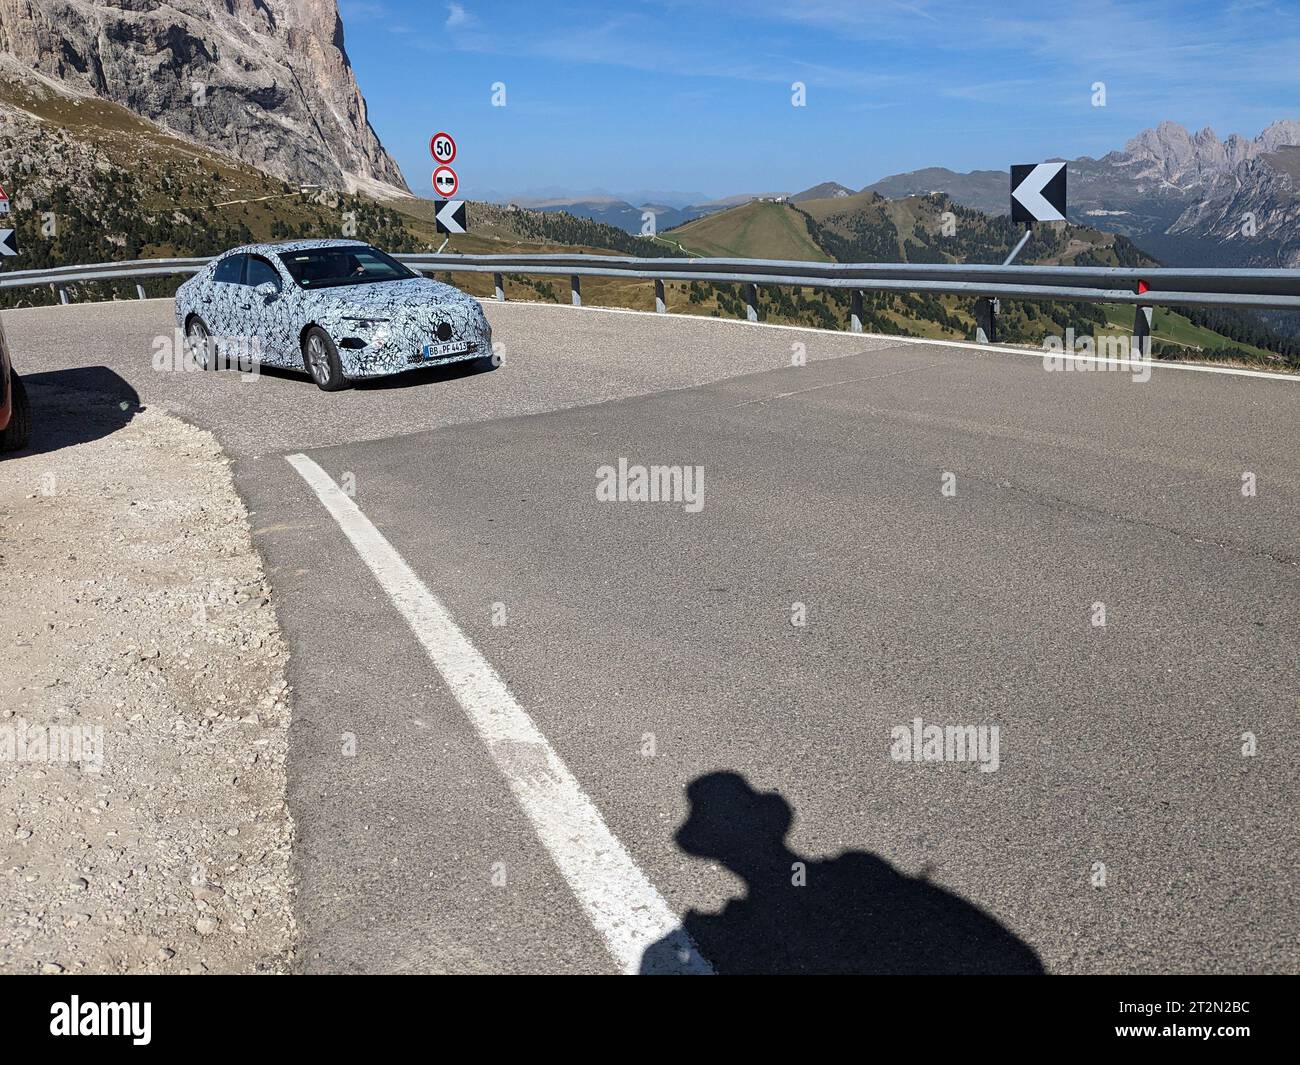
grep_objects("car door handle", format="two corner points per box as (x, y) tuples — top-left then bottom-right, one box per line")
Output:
(201, 295), (212, 303)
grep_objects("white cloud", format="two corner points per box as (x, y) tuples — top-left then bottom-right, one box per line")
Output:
(446, 2), (475, 29)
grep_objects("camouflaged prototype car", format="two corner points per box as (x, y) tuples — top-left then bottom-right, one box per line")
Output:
(175, 239), (496, 390)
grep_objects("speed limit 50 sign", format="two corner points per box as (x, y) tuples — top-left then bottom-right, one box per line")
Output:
(430, 132), (456, 165)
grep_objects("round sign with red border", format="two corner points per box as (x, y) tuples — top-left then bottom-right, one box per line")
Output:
(430, 131), (456, 165)
(432, 165), (459, 197)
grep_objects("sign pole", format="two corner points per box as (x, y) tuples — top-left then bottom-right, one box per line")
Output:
(1002, 225), (1032, 266)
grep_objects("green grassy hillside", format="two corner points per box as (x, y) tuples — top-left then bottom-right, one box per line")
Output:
(653, 189), (1297, 370)
(661, 201), (830, 261)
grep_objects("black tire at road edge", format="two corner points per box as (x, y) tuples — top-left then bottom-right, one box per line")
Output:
(1, 369), (31, 452)
(302, 326), (349, 392)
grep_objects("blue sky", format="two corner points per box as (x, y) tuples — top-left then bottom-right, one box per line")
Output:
(338, 0), (1300, 204)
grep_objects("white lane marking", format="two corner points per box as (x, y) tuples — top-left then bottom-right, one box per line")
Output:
(475, 298), (1300, 382)
(286, 453), (711, 976)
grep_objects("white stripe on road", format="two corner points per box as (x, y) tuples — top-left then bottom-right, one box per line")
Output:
(286, 452), (711, 976)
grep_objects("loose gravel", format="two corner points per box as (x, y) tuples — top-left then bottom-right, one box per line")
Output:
(0, 380), (294, 974)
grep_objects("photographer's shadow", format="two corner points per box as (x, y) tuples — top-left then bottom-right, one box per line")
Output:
(641, 771), (1045, 975)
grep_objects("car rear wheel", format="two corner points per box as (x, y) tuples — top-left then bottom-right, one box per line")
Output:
(1, 369), (31, 452)
(302, 327), (349, 391)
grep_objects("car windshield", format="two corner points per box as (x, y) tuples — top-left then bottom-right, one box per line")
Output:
(276, 246), (416, 289)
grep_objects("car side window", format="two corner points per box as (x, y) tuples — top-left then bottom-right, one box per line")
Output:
(213, 254), (245, 284)
(245, 256), (281, 291)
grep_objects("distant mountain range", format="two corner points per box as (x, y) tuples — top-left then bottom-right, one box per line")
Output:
(501, 121), (1300, 270)
(486, 182), (860, 237)
(865, 120), (1300, 268)
(498, 196), (720, 234)
(490, 190), (811, 235)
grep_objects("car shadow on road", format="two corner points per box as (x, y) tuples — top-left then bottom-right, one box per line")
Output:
(351, 358), (498, 391)
(246, 359), (497, 391)
(640, 771), (1046, 975)
(14, 367), (141, 458)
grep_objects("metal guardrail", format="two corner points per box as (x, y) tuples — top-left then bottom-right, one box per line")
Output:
(4, 252), (1298, 346)
(0, 257), (213, 305)
(0, 257), (213, 287)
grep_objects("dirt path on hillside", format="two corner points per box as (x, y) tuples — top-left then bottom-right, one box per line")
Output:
(0, 378), (294, 974)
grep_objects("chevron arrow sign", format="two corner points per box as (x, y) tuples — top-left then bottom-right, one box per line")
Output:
(1010, 162), (1067, 223)
(434, 199), (467, 234)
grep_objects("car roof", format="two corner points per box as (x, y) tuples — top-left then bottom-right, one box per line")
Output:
(220, 239), (372, 258)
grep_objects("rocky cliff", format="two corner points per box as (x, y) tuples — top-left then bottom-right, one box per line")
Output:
(0, 0), (408, 195)
(1167, 148), (1300, 266)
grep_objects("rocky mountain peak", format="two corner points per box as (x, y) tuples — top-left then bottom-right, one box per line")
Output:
(1256, 119), (1300, 152)
(0, 0), (408, 195)
(1122, 118), (1300, 188)
(1125, 121), (1200, 183)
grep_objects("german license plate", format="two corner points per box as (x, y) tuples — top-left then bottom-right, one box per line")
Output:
(420, 340), (471, 360)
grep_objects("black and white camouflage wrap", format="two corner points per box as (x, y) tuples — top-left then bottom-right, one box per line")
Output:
(175, 239), (492, 380)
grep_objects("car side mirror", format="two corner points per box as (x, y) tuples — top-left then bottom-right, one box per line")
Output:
(256, 281), (279, 300)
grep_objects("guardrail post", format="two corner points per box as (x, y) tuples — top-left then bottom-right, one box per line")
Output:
(974, 297), (997, 344)
(1133, 303), (1153, 360)
(136, 284), (146, 300)
(571, 275), (581, 307)
(655, 278), (666, 314)
(745, 283), (758, 323)
(493, 273), (505, 302)
(57, 285), (70, 306)
(850, 290), (864, 333)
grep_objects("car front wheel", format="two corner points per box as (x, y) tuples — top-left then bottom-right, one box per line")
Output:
(302, 327), (349, 391)
(185, 315), (215, 370)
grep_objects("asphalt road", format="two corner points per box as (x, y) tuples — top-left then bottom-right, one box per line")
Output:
(5, 298), (1297, 974)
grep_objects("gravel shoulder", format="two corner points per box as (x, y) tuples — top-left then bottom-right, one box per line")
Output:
(0, 378), (295, 974)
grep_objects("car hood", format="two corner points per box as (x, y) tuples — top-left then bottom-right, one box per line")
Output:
(316, 276), (472, 314)
(317, 276), (489, 344)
